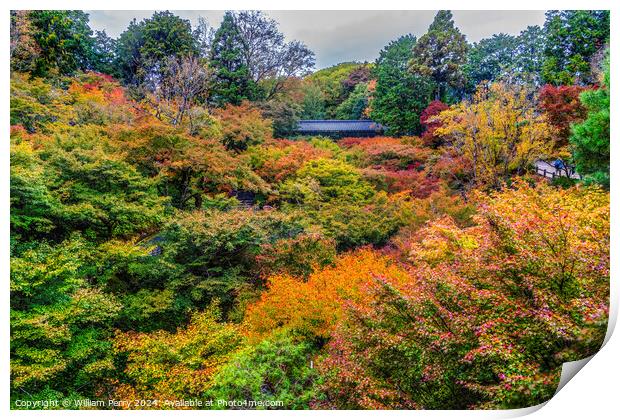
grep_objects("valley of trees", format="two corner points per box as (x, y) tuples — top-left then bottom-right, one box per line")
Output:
(10, 10), (610, 409)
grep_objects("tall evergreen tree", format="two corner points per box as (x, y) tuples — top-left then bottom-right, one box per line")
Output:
(300, 83), (326, 120)
(464, 33), (516, 91)
(114, 12), (198, 87)
(140, 12), (198, 67)
(28, 10), (94, 77)
(114, 19), (144, 85)
(542, 10), (610, 85)
(90, 30), (117, 76)
(507, 25), (546, 87)
(409, 11), (468, 101)
(570, 51), (610, 188)
(371, 35), (435, 135)
(208, 12), (257, 107)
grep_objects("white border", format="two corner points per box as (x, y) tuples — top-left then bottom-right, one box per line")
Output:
(2, 1), (617, 419)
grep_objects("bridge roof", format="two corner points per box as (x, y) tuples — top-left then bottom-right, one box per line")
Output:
(297, 120), (384, 132)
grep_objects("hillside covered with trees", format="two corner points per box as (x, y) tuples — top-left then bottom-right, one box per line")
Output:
(10, 10), (610, 410)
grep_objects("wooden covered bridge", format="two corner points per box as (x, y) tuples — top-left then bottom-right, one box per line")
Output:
(296, 120), (385, 138)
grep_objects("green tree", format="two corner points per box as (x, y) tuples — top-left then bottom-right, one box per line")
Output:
(155, 209), (307, 315)
(207, 334), (319, 409)
(10, 141), (61, 245)
(334, 82), (371, 120)
(11, 239), (121, 404)
(114, 19), (144, 85)
(280, 158), (375, 205)
(542, 10), (610, 85)
(300, 83), (326, 119)
(28, 10), (94, 77)
(305, 62), (369, 118)
(208, 12), (258, 107)
(465, 33), (516, 90)
(570, 51), (610, 188)
(507, 26), (546, 86)
(140, 12), (198, 71)
(371, 35), (435, 135)
(115, 12), (198, 87)
(11, 127), (167, 243)
(261, 99), (302, 138)
(90, 30), (118, 76)
(309, 195), (412, 251)
(409, 11), (468, 101)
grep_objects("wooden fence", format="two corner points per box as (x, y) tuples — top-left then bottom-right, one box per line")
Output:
(534, 161), (582, 180)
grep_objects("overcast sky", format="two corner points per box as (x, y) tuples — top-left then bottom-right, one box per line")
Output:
(86, 10), (547, 69)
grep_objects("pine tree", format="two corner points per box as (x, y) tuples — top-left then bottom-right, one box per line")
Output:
(208, 12), (257, 107)
(570, 51), (610, 188)
(114, 12), (198, 87)
(90, 30), (117, 76)
(464, 33), (516, 91)
(409, 11), (468, 101)
(28, 10), (94, 77)
(371, 35), (435, 135)
(542, 10), (609, 85)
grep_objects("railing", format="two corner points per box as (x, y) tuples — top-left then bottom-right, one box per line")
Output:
(535, 162), (582, 180)
(536, 166), (558, 179)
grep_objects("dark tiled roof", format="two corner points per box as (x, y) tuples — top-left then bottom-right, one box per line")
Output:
(297, 120), (384, 132)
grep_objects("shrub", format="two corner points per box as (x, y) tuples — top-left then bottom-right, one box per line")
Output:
(10, 73), (73, 132)
(213, 101), (273, 152)
(279, 158), (375, 205)
(206, 334), (319, 409)
(245, 139), (333, 185)
(339, 136), (429, 170)
(256, 233), (337, 279)
(420, 100), (449, 147)
(113, 305), (244, 404)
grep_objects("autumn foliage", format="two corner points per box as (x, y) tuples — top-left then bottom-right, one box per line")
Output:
(420, 100), (449, 147)
(538, 84), (591, 147)
(10, 10), (610, 410)
(338, 136), (439, 197)
(113, 305), (243, 406)
(435, 83), (555, 188)
(315, 181), (609, 409)
(213, 101), (273, 152)
(244, 248), (410, 341)
(247, 139), (334, 184)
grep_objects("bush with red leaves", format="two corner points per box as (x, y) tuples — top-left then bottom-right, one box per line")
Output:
(420, 100), (449, 147)
(538, 84), (592, 147)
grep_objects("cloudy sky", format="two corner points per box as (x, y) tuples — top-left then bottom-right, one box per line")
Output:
(86, 10), (547, 69)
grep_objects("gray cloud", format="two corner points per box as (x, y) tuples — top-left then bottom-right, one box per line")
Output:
(86, 10), (546, 69)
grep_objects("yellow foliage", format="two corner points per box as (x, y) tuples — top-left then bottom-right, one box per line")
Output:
(435, 83), (556, 187)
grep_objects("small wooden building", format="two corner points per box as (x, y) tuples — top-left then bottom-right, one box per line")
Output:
(296, 120), (385, 138)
